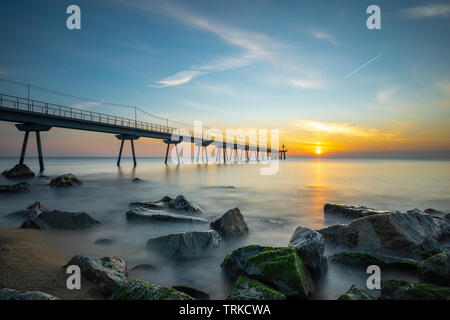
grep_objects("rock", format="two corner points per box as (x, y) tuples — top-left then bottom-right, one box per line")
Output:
(329, 251), (418, 271)
(2, 164), (35, 178)
(221, 245), (313, 298)
(318, 212), (450, 256)
(5, 201), (44, 220)
(172, 286), (210, 300)
(0, 182), (30, 193)
(379, 279), (450, 300)
(0, 288), (58, 300)
(210, 208), (249, 238)
(288, 226), (327, 276)
(94, 238), (115, 245)
(324, 203), (390, 219)
(337, 285), (375, 300)
(64, 255), (127, 295)
(49, 173), (82, 188)
(424, 208), (446, 217)
(132, 178), (143, 183)
(21, 210), (99, 230)
(227, 276), (286, 300)
(126, 195), (206, 223)
(445, 213), (450, 223)
(126, 207), (208, 223)
(109, 279), (193, 300)
(131, 264), (157, 271)
(168, 195), (203, 212)
(419, 248), (449, 260)
(420, 251), (450, 286)
(147, 230), (223, 259)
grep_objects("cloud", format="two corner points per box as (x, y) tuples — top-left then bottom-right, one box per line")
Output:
(309, 30), (339, 45)
(294, 120), (380, 138)
(401, 4), (450, 19)
(290, 79), (324, 89)
(377, 88), (397, 104)
(120, 0), (276, 87)
(147, 70), (205, 88)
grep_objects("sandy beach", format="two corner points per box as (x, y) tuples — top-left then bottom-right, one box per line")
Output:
(0, 228), (103, 300)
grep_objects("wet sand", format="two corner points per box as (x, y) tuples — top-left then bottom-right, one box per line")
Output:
(0, 228), (103, 300)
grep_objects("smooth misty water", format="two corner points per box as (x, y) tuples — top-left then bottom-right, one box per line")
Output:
(0, 157), (449, 299)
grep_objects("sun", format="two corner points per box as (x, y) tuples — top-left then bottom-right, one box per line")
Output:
(315, 147), (322, 155)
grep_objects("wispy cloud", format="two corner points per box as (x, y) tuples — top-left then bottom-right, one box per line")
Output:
(120, 0), (276, 87)
(294, 120), (382, 138)
(147, 70), (205, 88)
(401, 4), (450, 19)
(377, 88), (397, 104)
(309, 30), (339, 45)
(290, 79), (324, 89)
(344, 53), (384, 79)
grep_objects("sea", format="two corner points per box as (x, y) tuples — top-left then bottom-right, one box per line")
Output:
(0, 157), (449, 299)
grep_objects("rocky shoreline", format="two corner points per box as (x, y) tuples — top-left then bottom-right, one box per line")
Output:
(1, 164), (449, 300)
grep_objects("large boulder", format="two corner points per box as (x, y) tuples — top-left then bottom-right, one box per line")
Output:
(147, 230), (223, 259)
(109, 280), (193, 300)
(420, 251), (450, 286)
(379, 279), (450, 300)
(210, 208), (249, 238)
(64, 255), (127, 295)
(288, 226), (327, 276)
(126, 195), (206, 223)
(318, 211), (450, 256)
(337, 285), (375, 300)
(324, 203), (391, 219)
(2, 164), (35, 178)
(21, 210), (99, 230)
(329, 251), (418, 271)
(221, 245), (313, 298)
(227, 276), (286, 300)
(0, 288), (58, 300)
(50, 173), (82, 188)
(0, 182), (30, 193)
(5, 201), (44, 220)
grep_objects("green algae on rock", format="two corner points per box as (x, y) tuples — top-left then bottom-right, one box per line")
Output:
(109, 280), (194, 300)
(227, 276), (286, 300)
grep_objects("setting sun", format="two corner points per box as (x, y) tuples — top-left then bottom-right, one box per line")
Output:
(316, 147), (322, 155)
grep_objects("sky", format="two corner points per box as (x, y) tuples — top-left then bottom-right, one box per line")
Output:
(0, 0), (449, 158)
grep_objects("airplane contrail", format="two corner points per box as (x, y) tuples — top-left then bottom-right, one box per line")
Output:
(344, 52), (384, 79)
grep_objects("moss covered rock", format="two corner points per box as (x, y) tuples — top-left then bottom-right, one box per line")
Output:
(221, 245), (273, 278)
(227, 276), (286, 300)
(221, 245), (313, 298)
(379, 279), (450, 300)
(329, 251), (418, 271)
(337, 285), (375, 300)
(420, 251), (450, 286)
(109, 280), (194, 300)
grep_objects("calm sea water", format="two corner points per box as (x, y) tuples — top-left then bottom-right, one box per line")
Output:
(0, 157), (449, 299)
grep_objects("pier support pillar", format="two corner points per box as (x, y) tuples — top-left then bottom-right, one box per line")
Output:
(15, 123), (52, 172)
(163, 139), (181, 165)
(116, 134), (140, 167)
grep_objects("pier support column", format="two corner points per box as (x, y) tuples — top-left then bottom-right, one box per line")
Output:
(163, 139), (181, 165)
(15, 123), (52, 172)
(116, 134), (140, 167)
(223, 144), (227, 164)
(19, 131), (30, 165)
(36, 131), (44, 171)
(117, 140), (125, 166)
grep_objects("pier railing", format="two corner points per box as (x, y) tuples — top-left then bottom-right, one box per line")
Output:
(0, 93), (273, 151)
(0, 93), (178, 135)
